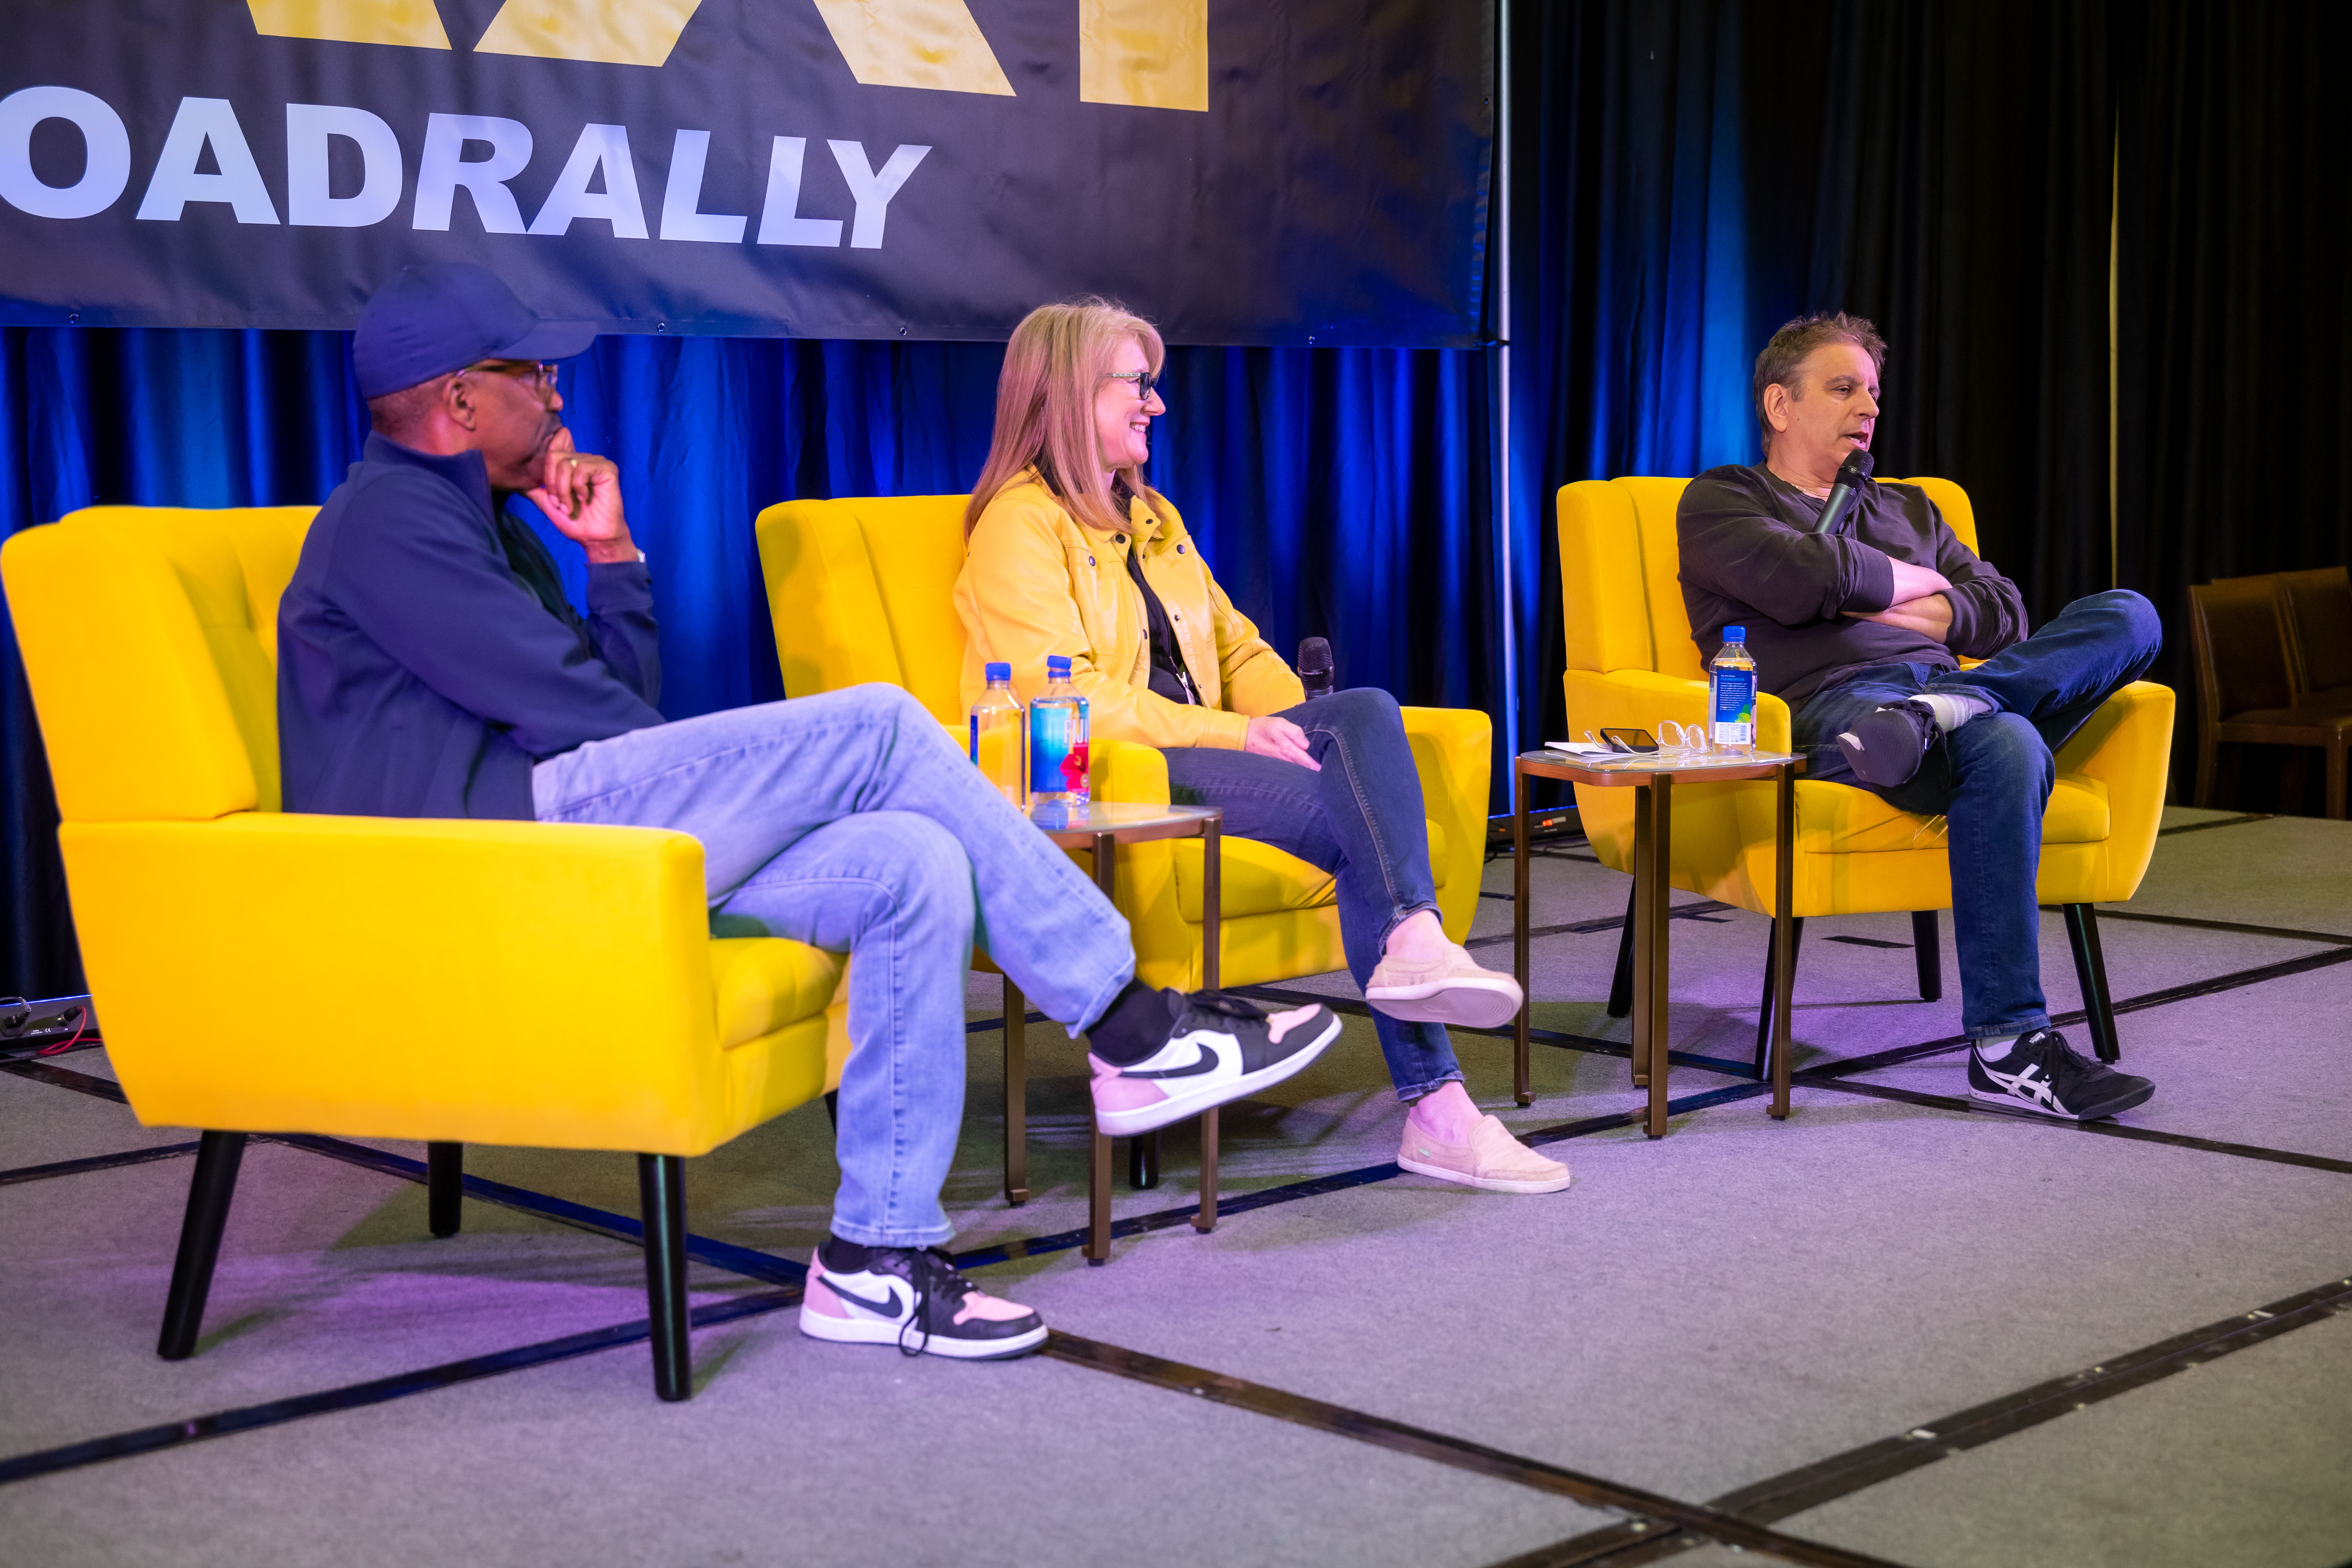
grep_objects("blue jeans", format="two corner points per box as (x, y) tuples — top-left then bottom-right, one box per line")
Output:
(1160, 687), (1463, 1102)
(531, 684), (1137, 1249)
(1791, 590), (2163, 1039)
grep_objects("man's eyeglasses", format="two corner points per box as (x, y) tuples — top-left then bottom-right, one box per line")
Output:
(1103, 369), (1163, 399)
(464, 359), (561, 397)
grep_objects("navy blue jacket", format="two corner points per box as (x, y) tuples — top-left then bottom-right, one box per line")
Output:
(278, 433), (665, 820)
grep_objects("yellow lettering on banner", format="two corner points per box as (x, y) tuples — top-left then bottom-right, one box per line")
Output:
(245, 0), (452, 48)
(808, 0), (1014, 97)
(1079, 0), (1206, 112)
(473, 0), (706, 68)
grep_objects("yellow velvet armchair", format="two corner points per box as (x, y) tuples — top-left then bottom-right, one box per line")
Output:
(2, 505), (846, 1401)
(754, 495), (1491, 1185)
(1556, 477), (2174, 1063)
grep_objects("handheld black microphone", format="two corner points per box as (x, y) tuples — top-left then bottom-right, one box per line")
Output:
(1298, 637), (1336, 697)
(1812, 449), (1875, 534)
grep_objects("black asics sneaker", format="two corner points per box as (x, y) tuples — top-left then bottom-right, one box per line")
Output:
(800, 1245), (1046, 1360)
(1089, 989), (1342, 1137)
(1968, 1028), (2155, 1120)
(1836, 701), (1937, 787)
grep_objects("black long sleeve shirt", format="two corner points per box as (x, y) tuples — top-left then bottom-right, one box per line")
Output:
(1675, 463), (2029, 704)
(278, 433), (665, 820)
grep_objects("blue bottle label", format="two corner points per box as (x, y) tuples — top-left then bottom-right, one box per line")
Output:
(1030, 705), (1088, 795)
(1711, 668), (1755, 726)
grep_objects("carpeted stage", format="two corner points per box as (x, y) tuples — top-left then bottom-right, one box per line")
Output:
(2, 806), (2347, 1568)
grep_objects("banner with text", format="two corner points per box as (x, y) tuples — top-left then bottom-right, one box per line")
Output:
(0, 1), (1490, 345)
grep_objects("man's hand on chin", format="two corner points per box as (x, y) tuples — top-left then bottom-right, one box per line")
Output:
(1844, 592), (1955, 642)
(527, 428), (638, 564)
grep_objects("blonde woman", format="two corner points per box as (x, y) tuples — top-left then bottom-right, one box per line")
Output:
(952, 300), (1570, 1195)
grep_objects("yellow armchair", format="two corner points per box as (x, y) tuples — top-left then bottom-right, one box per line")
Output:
(1556, 476), (2173, 1063)
(755, 495), (1491, 1184)
(3, 505), (843, 1401)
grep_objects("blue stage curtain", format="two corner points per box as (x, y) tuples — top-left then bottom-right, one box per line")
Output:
(1503, 0), (1759, 781)
(1, 330), (1501, 994)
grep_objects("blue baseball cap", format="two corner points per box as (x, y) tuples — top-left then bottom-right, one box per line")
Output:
(354, 262), (597, 399)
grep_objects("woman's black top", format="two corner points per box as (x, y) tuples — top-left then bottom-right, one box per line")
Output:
(1113, 480), (1198, 706)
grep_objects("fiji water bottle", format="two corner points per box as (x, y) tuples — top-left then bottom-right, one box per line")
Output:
(1709, 625), (1757, 755)
(1029, 655), (1091, 803)
(969, 661), (1026, 807)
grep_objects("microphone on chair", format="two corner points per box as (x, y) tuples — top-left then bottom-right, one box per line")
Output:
(1298, 637), (1336, 698)
(1812, 449), (1875, 534)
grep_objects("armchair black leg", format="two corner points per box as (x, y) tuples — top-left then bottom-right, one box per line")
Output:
(426, 1142), (463, 1238)
(1129, 1130), (1161, 1189)
(637, 1154), (692, 1402)
(2063, 904), (2122, 1063)
(1606, 880), (1637, 1018)
(159, 1131), (248, 1361)
(1753, 917), (1806, 1078)
(1911, 911), (1943, 1002)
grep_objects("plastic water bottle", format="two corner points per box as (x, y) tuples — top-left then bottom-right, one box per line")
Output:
(1710, 625), (1757, 755)
(969, 661), (1026, 807)
(1029, 655), (1091, 803)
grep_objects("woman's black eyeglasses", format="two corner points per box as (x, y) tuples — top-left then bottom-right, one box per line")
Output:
(1103, 369), (1163, 399)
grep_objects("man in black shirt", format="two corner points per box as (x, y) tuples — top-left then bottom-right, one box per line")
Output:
(1676, 313), (2161, 1122)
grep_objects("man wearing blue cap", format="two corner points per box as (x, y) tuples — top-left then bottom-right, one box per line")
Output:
(279, 263), (1340, 1360)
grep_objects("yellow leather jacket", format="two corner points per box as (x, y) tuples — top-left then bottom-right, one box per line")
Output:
(953, 470), (1305, 749)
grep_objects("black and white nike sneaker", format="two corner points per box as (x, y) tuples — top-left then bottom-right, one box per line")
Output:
(800, 1243), (1046, 1360)
(1089, 989), (1342, 1137)
(1836, 700), (1937, 787)
(1967, 1028), (2154, 1121)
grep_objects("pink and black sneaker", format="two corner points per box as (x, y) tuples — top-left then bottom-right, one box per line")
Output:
(1088, 989), (1340, 1137)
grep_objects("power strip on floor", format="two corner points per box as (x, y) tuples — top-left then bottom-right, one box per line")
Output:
(0, 994), (98, 1051)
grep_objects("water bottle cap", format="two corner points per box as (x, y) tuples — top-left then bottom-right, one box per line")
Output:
(1047, 655), (1072, 674)
(1723, 625), (1745, 641)
(985, 662), (1011, 681)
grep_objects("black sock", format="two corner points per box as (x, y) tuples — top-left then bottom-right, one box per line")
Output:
(820, 1235), (873, 1273)
(1085, 979), (1176, 1067)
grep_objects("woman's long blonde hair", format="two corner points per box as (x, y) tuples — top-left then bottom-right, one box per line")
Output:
(964, 299), (1173, 537)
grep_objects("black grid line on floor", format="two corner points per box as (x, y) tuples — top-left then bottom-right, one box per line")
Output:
(1486, 1272), (2352, 1567)
(2154, 813), (2273, 837)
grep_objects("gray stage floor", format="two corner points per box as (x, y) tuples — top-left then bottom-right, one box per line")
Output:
(2, 807), (2347, 1568)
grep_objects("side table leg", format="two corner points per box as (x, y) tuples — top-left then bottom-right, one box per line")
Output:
(1771, 762), (1795, 1119)
(1513, 760), (1533, 1105)
(1646, 774), (1673, 1138)
(1003, 975), (1029, 1204)
(1086, 830), (1118, 1265)
(1085, 1124), (1112, 1265)
(1195, 814), (1222, 1234)
(1630, 782), (1653, 1091)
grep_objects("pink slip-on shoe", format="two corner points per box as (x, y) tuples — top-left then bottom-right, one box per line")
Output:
(1365, 945), (1524, 1029)
(1397, 1114), (1571, 1194)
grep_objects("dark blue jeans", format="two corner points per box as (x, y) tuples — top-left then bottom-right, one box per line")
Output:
(1161, 687), (1463, 1101)
(1791, 590), (2163, 1040)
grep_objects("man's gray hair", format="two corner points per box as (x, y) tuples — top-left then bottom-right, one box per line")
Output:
(1753, 312), (1887, 452)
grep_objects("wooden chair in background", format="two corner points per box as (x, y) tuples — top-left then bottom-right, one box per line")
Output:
(2189, 574), (2350, 820)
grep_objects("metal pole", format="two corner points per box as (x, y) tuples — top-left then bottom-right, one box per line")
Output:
(1495, 0), (1517, 762)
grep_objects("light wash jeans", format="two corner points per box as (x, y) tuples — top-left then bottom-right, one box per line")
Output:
(1161, 687), (1463, 1102)
(532, 684), (1136, 1249)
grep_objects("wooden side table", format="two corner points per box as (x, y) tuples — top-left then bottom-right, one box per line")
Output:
(1025, 799), (1223, 1263)
(1510, 750), (1803, 1136)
